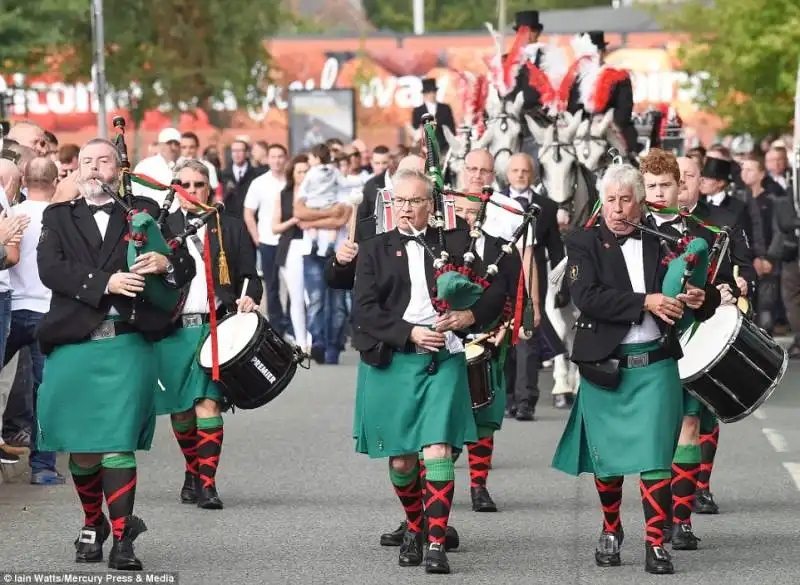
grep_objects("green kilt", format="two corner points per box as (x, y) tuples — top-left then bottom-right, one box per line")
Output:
(552, 341), (683, 478)
(472, 354), (507, 432)
(37, 330), (157, 453)
(354, 349), (477, 459)
(154, 323), (224, 415)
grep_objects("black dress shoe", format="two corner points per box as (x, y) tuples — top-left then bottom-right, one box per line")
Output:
(671, 523), (700, 551)
(515, 404), (534, 421)
(196, 486), (224, 510)
(180, 472), (197, 504)
(75, 517), (111, 563)
(694, 489), (719, 514)
(424, 542), (450, 574)
(380, 521), (407, 547)
(471, 486), (497, 512)
(645, 545), (674, 575)
(444, 526), (460, 551)
(398, 530), (424, 566)
(595, 530), (623, 567)
(107, 516), (147, 571)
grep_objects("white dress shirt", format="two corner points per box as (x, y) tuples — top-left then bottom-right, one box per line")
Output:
(93, 204), (119, 317)
(180, 218), (223, 315)
(399, 228), (463, 355)
(424, 101), (437, 117)
(619, 238), (661, 344)
(706, 191), (727, 207)
(232, 164), (248, 182)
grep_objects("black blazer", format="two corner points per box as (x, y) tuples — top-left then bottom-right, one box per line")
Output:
(352, 227), (511, 353)
(355, 171), (387, 243)
(36, 196), (196, 354)
(694, 199), (757, 294)
(165, 210), (263, 314)
(565, 221), (720, 364)
(411, 103), (456, 152)
(220, 163), (264, 219)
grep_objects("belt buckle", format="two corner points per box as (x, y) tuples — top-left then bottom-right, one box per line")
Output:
(182, 314), (203, 328)
(627, 353), (649, 368)
(90, 320), (115, 341)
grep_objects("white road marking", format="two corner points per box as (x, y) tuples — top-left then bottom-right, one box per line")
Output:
(752, 408), (767, 420)
(782, 463), (800, 492)
(762, 428), (789, 453)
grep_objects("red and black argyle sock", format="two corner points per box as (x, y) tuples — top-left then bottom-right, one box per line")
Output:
(101, 453), (137, 539)
(595, 476), (623, 533)
(697, 423), (719, 491)
(423, 457), (455, 545)
(467, 431), (494, 488)
(672, 444), (700, 524)
(389, 462), (424, 533)
(196, 416), (224, 489)
(69, 456), (104, 527)
(170, 415), (197, 482)
(640, 472), (672, 547)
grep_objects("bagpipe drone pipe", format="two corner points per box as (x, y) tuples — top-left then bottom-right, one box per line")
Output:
(415, 113), (541, 374)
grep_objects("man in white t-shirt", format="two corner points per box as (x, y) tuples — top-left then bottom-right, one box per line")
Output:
(132, 127), (182, 206)
(243, 144), (289, 336)
(2, 159), (63, 483)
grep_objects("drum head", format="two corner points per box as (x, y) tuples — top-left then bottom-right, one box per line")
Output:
(678, 305), (741, 380)
(199, 312), (261, 368)
(465, 343), (487, 361)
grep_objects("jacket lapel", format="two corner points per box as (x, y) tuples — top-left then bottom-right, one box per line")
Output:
(72, 201), (102, 255)
(598, 224), (633, 291)
(642, 230), (660, 293)
(97, 207), (127, 268)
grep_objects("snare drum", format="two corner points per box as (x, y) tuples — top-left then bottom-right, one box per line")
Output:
(198, 312), (302, 410)
(678, 305), (788, 423)
(465, 343), (494, 410)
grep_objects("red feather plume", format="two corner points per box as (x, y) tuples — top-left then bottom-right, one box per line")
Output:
(590, 67), (629, 113)
(525, 62), (556, 106)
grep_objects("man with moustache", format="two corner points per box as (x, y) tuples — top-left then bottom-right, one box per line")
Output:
(36, 138), (195, 570)
(641, 150), (740, 549)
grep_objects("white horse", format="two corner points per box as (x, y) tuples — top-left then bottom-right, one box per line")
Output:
(573, 109), (629, 175)
(443, 123), (477, 186)
(479, 86), (524, 188)
(526, 111), (599, 397)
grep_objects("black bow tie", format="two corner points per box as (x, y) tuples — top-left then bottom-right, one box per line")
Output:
(398, 230), (425, 244)
(88, 202), (115, 215)
(615, 230), (642, 245)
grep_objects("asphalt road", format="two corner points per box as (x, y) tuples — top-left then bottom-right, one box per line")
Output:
(1, 352), (799, 585)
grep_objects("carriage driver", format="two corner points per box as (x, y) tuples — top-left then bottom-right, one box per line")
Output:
(154, 159), (262, 511)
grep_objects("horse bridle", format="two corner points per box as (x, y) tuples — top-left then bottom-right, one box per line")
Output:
(487, 112), (521, 162)
(537, 123), (582, 220)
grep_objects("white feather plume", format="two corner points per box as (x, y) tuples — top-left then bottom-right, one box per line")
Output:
(538, 42), (569, 113)
(570, 34), (602, 113)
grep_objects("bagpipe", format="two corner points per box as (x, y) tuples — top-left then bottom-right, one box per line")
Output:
(413, 113), (541, 374)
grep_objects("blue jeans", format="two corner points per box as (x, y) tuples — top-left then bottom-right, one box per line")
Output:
(303, 254), (347, 364)
(2, 309), (54, 473)
(259, 244), (291, 337)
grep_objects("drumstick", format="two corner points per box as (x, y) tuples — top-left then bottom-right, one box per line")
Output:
(347, 189), (364, 243)
(237, 278), (250, 312)
(466, 320), (512, 347)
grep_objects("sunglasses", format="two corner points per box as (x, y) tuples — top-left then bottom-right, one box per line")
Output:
(180, 181), (207, 189)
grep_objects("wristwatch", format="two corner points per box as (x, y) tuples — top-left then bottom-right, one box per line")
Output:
(165, 260), (175, 275)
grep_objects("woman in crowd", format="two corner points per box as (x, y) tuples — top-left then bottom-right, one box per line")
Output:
(272, 154), (311, 352)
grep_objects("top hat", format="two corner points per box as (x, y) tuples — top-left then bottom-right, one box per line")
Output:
(421, 78), (438, 94)
(513, 10), (543, 32)
(701, 157), (732, 181)
(585, 30), (608, 50)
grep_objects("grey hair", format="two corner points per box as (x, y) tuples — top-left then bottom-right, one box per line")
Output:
(392, 168), (433, 199)
(174, 158), (210, 182)
(601, 163), (646, 203)
(78, 138), (121, 169)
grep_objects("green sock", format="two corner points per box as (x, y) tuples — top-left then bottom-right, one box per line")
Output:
(673, 443), (701, 464)
(69, 457), (102, 475)
(641, 469), (671, 481)
(171, 417), (194, 432)
(424, 457), (455, 482)
(101, 452), (136, 469)
(389, 463), (420, 487)
(476, 425), (494, 439)
(196, 415), (223, 430)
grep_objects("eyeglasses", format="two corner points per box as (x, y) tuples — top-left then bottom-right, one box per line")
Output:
(181, 181), (207, 189)
(465, 166), (493, 177)
(393, 197), (428, 208)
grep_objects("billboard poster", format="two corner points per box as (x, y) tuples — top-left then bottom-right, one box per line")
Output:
(286, 89), (356, 155)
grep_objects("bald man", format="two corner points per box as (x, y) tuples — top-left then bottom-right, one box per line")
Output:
(7, 122), (48, 157)
(2, 157), (62, 484)
(0, 159), (22, 202)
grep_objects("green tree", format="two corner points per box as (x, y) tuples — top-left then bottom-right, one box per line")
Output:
(52, 0), (292, 131)
(661, 0), (800, 136)
(364, 0), (608, 33)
